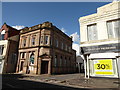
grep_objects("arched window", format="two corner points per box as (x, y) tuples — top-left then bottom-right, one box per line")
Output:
(30, 53), (34, 65)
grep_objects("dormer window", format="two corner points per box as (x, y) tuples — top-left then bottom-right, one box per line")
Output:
(0, 30), (5, 40)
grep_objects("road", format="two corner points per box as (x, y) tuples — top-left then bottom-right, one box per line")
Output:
(1, 74), (90, 90)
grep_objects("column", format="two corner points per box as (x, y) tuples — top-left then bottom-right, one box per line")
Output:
(87, 55), (90, 79)
(37, 58), (42, 74)
(48, 59), (51, 75)
(84, 59), (87, 78)
(16, 52), (21, 73)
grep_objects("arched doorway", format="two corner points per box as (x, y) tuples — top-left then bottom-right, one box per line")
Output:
(28, 52), (34, 74)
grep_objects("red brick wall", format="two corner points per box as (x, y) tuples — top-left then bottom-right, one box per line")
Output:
(0, 24), (20, 40)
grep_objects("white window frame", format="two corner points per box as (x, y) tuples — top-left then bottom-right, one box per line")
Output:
(107, 19), (120, 39)
(87, 24), (98, 41)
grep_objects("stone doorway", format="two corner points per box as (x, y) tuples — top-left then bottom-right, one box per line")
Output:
(41, 61), (49, 74)
(20, 61), (24, 71)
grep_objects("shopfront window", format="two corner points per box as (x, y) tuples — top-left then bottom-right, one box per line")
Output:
(30, 53), (34, 65)
(0, 45), (4, 55)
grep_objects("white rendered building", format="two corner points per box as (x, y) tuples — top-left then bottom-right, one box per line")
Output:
(79, 1), (120, 78)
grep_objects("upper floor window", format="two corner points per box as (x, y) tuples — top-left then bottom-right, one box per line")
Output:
(23, 37), (27, 47)
(87, 24), (97, 41)
(45, 36), (49, 44)
(31, 36), (36, 45)
(21, 52), (25, 59)
(61, 42), (63, 49)
(56, 40), (58, 47)
(0, 30), (5, 40)
(65, 44), (67, 51)
(65, 57), (67, 66)
(0, 45), (4, 55)
(41, 36), (44, 44)
(55, 39), (58, 47)
(107, 19), (120, 39)
(69, 46), (71, 52)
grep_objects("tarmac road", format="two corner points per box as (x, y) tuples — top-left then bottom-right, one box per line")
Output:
(1, 74), (90, 90)
(1, 74), (120, 90)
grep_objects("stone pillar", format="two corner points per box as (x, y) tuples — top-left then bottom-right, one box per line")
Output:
(34, 50), (38, 74)
(48, 59), (51, 75)
(37, 58), (42, 74)
(16, 52), (21, 73)
(23, 52), (29, 74)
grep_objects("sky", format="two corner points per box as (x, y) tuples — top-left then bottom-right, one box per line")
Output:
(2, 2), (110, 55)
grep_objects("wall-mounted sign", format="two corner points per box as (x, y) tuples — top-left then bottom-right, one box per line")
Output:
(94, 59), (114, 75)
(80, 43), (120, 54)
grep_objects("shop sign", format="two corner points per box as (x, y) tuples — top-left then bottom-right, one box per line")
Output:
(94, 59), (114, 75)
(80, 43), (120, 54)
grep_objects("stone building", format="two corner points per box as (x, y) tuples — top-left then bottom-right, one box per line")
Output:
(79, 1), (120, 78)
(16, 21), (76, 75)
(76, 56), (84, 73)
(0, 23), (20, 73)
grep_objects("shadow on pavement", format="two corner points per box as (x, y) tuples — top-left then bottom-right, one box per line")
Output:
(1, 74), (119, 90)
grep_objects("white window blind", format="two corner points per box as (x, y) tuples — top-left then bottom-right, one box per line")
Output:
(87, 24), (97, 41)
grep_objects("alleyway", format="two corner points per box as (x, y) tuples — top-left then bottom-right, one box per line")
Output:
(1, 73), (120, 90)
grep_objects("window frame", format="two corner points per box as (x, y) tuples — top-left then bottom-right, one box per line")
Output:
(107, 19), (120, 39)
(31, 35), (36, 46)
(0, 45), (4, 55)
(23, 37), (27, 47)
(87, 24), (98, 41)
(45, 35), (49, 45)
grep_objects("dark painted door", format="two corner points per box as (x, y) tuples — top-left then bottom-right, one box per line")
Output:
(41, 61), (48, 74)
(20, 61), (24, 71)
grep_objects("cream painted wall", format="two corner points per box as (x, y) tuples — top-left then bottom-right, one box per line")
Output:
(79, 1), (120, 46)
(0, 40), (8, 56)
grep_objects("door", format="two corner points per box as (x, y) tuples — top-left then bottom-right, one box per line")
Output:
(20, 61), (24, 71)
(41, 61), (49, 74)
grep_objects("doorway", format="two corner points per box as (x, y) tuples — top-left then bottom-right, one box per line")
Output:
(41, 61), (49, 74)
(20, 61), (24, 71)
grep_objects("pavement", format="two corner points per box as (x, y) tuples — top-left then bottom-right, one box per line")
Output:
(1, 73), (120, 90)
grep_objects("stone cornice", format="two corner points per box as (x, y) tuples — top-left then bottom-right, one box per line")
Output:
(20, 22), (53, 34)
(80, 9), (120, 25)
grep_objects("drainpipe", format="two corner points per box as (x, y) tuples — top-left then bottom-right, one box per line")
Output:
(83, 56), (87, 78)
(87, 55), (90, 79)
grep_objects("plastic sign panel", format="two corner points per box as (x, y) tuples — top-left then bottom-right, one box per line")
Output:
(94, 59), (114, 75)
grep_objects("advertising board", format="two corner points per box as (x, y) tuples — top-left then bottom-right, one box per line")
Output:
(94, 59), (114, 75)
